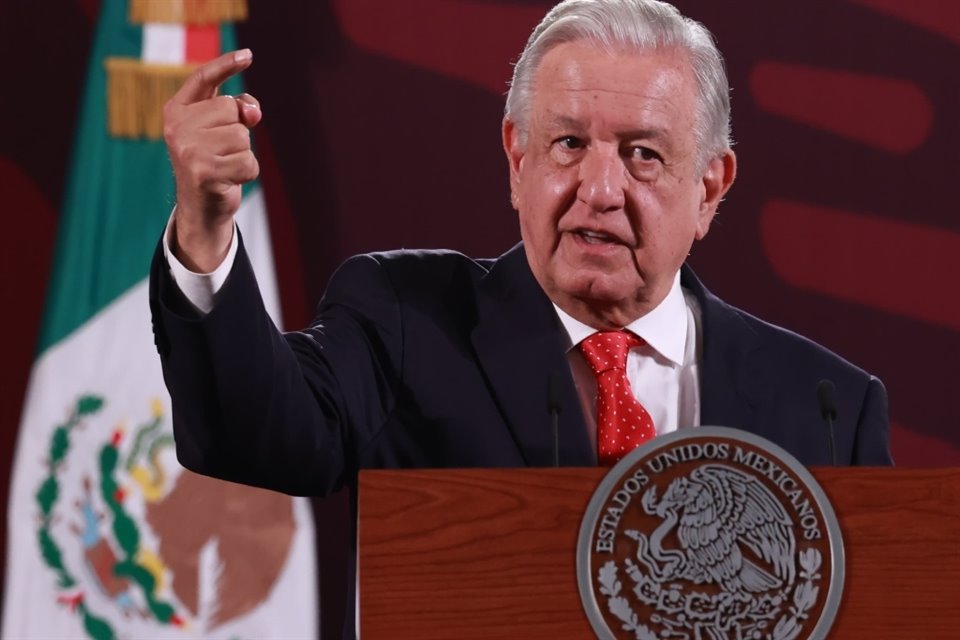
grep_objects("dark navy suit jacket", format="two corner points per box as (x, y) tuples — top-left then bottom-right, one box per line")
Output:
(151, 236), (890, 495)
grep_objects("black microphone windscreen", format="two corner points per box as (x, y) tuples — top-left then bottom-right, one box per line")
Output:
(546, 371), (563, 414)
(817, 379), (838, 421)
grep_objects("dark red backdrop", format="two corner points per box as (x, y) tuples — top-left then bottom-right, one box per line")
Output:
(2, 0), (958, 636)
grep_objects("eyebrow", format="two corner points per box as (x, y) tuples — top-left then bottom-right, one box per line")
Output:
(542, 114), (670, 142)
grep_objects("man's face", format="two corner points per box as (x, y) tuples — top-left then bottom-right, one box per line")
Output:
(504, 41), (735, 328)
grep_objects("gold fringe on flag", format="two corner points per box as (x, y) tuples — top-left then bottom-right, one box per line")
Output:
(105, 57), (194, 139)
(129, 0), (248, 25)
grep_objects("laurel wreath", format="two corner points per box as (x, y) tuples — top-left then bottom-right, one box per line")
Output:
(597, 547), (823, 640)
(35, 395), (183, 640)
(767, 549), (822, 640)
(36, 395), (115, 640)
(598, 561), (657, 640)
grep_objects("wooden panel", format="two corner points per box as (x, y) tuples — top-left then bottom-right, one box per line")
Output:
(358, 467), (960, 639)
(823, 468), (960, 638)
(358, 468), (596, 639)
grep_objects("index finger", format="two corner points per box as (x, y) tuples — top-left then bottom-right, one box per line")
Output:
(174, 49), (253, 106)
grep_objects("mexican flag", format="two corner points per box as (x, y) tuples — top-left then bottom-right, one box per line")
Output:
(2, 1), (317, 639)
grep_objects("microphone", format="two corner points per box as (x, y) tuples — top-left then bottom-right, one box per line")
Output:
(817, 379), (838, 466)
(547, 372), (563, 467)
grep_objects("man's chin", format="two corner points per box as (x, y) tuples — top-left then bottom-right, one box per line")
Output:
(554, 274), (642, 309)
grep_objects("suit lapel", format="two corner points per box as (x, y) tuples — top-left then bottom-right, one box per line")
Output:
(681, 265), (768, 433)
(471, 244), (594, 467)
(470, 254), (765, 463)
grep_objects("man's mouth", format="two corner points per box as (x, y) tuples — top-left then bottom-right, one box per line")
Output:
(577, 229), (619, 245)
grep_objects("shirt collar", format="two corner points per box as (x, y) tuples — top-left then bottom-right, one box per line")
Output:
(553, 271), (688, 366)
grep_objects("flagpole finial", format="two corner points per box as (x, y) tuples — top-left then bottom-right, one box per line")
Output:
(129, 0), (248, 26)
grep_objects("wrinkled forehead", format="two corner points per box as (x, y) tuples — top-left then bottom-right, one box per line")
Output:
(536, 38), (696, 86)
(529, 41), (700, 128)
(536, 41), (695, 89)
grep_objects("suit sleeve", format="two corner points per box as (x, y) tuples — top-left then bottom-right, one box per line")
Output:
(851, 375), (893, 465)
(150, 232), (402, 496)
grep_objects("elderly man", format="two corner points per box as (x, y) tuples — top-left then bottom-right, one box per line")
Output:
(153, 0), (889, 620)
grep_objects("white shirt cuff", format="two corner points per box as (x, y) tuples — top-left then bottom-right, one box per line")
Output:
(162, 211), (239, 315)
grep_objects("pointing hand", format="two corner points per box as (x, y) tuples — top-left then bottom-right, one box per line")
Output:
(163, 49), (261, 272)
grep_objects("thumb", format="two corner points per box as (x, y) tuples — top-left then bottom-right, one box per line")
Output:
(236, 93), (262, 128)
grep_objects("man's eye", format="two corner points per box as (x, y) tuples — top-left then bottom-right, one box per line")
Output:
(557, 136), (584, 150)
(630, 146), (661, 162)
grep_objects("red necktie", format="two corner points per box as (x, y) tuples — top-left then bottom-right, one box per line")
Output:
(580, 331), (656, 466)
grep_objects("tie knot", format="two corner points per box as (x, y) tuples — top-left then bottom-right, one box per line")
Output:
(579, 330), (644, 375)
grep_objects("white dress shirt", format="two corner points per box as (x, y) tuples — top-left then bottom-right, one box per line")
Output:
(164, 221), (702, 450)
(554, 273), (702, 451)
(162, 216), (239, 314)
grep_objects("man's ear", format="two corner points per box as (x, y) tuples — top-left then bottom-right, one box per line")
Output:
(502, 118), (525, 210)
(695, 149), (737, 240)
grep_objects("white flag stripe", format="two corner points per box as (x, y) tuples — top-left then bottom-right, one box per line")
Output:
(142, 23), (186, 65)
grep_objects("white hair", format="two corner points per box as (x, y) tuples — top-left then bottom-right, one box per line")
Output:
(505, 0), (732, 169)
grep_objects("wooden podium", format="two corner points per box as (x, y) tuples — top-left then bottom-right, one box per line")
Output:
(358, 467), (960, 639)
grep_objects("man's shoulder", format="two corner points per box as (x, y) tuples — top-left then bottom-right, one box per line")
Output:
(712, 293), (870, 380)
(324, 247), (513, 310)
(684, 266), (871, 380)
(333, 248), (498, 287)
(364, 247), (497, 272)
(338, 244), (529, 282)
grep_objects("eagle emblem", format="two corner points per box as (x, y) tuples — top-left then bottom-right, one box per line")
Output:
(578, 428), (843, 640)
(626, 464), (796, 595)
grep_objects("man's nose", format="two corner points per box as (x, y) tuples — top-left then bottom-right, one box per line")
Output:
(577, 146), (627, 213)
